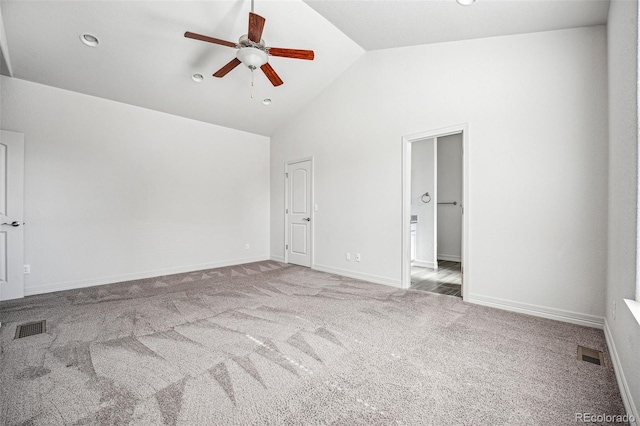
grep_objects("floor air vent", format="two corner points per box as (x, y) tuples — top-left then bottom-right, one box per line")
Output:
(14, 320), (46, 339)
(577, 345), (604, 366)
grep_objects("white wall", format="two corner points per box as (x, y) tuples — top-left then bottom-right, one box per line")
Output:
(605, 0), (640, 418)
(411, 138), (435, 267)
(0, 4), (13, 76)
(1, 76), (270, 295)
(436, 134), (462, 262)
(270, 26), (608, 323)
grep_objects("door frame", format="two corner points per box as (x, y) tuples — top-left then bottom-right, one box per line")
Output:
(401, 124), (469, 298)
(283, 156), (314, 266)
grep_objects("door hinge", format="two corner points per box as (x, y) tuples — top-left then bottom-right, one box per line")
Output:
(286, 208), (288, 214)
(285, 172), (288, 178)
(286, 244), (288, 250)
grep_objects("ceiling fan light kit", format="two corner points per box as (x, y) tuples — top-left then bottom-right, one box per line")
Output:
(237, 46), (268, 69)
(185, 8), (314, 88)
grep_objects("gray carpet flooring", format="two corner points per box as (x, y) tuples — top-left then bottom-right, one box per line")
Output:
(0, 261), (626, 425)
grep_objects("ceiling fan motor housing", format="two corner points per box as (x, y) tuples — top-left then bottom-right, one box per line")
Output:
(238, 34), (265, 47)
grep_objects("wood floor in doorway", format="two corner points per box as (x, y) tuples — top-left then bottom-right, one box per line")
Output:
(411, 261), (462, 297)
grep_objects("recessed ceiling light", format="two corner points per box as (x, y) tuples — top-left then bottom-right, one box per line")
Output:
(456, 0), (476, 5)
(262, 98), (272, 105)
(80, 34), (99, 47)
(192, 73), (204, 83)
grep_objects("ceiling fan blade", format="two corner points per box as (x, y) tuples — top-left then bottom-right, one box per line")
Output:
(268, 48), (314, 60)
(213, 58), (242, 78)
(248, 12), (266, 43)
(261, 63), (283, 87)
(184, 31), (236, 48)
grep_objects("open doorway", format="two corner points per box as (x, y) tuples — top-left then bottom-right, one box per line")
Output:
(401, 125), (468, 298)
(410, 134), (462, 297)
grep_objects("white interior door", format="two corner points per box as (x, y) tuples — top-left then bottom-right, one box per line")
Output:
(436, 134), (463, 262)
(0, 130), (25, 301)
(286, 159), (312, 267)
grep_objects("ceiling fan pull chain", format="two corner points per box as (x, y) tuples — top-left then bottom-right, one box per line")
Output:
(251, 68), (254, 99)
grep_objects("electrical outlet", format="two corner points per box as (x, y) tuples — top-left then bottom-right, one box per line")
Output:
(355, 253), (361, 262)
(23, 265), (30, 274)
(345, 252), (351, 261)
(245, 243), (250, 250)
(613, 301), (616, 320)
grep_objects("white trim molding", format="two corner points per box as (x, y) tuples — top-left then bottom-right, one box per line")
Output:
(270, 255), (286, 263)
(604, 319), (639, 425)
(412, 260), (437, 269)
(467, 293), (604, 329)
(624, 299), (640, 327)
(24, 255), (270, 296)
(312, 263), (402, 288)
(437, 254), (461, 262)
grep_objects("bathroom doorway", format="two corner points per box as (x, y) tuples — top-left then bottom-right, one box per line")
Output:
(401, 125), (468, 298)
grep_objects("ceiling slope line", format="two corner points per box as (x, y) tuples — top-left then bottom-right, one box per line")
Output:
(0, 6), (14, 77)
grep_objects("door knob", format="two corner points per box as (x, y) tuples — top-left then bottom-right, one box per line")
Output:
(1, 221), (21, 227)
(302, 218), (310, 222)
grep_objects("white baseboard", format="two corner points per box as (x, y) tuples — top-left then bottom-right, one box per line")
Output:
(467, 293), (604, 329)
(270, 255), (285, 263)
(412, 260), (436, 269)
(24, 255), (270, 296)
(604, 319), (639, 425)
(437, 254), (461, 262)
(312, 263), (402, 289)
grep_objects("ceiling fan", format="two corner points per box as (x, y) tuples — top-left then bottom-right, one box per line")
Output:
(184, 4), (314, 87)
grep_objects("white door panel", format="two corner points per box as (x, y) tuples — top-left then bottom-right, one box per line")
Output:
(286, 160), (311, 267)
(290, 224), (307, 255)
(0, 130), (25, 301)
(292, 169), (308, 214)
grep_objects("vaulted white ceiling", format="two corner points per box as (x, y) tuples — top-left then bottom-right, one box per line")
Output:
(0, 0), (610, 136)
(304, 0), (610, 51)
(0, 0), (363, 136)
